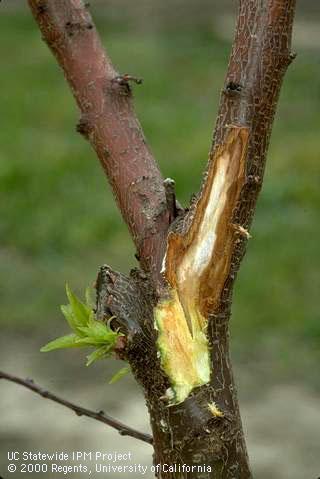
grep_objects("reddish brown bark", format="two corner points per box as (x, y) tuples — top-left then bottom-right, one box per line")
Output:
(28, 0), (169, 276)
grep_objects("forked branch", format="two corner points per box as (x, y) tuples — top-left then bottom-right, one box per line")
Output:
(24, 0), (297, 476)
(0, 370), (152, 445)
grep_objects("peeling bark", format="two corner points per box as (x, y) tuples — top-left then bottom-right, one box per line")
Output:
(155, 127), (249, 404)
(28, 0), (296, 478)
(165, 127), (249, 317)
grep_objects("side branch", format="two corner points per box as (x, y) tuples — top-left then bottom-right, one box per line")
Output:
(27, 0), (169, 275)
(214, 0), (296, 227)
(204, 0), (297, 327)
(0, 370), (152, 445)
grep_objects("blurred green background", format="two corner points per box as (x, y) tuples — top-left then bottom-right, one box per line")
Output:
(0, 2), (319, 478)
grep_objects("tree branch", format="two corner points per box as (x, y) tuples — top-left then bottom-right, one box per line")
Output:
(197, 0), (297, 338)
(0, 370), (152, 445)
(143, 2), (296, 474)
(153, 0), (296, 398)
(27, 0), (169, 276)
(23, 1), (297, 475)
(213, 0), (296, 235)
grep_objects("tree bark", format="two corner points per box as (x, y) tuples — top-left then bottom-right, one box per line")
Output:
(28, 0), (170, 277)
(28, 1), (296, 478)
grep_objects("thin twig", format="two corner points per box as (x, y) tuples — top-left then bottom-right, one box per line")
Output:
(0, 370), (152, 445)
(163, 178), (178, 223)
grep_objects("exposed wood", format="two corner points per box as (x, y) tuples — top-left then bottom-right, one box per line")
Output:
(165, 127), (249, 316)
(156, 127), (249, 404)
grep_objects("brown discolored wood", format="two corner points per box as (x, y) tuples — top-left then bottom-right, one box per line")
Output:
(164, 127), (249, 320)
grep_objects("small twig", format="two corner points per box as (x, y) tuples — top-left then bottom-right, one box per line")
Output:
(0, 370), (152, 445)
(164, 178), (178, 223)
(112, 74), (143, 86)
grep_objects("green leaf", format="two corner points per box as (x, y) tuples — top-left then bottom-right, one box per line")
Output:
(40, 334), (82, 352)
(85, 287), (95, 309)
(109, 366), (130, 384)
(86, 345), (112, 366)
(78, 322), (117, 344)
(41, 284), (125, 373)
(87, 310), (98, 328)
(60, 304), (81, 335)
(66, 284), (91, 329)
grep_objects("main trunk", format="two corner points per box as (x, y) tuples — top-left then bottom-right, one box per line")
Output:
(144, 345), (249, 479)
(96, 267), (251, 479)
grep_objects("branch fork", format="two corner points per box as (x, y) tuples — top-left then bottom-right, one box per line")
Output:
(25, 0), (297, 476)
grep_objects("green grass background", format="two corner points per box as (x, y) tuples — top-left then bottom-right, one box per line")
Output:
(1, 4), (319, 388)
